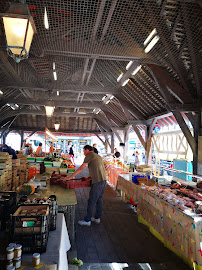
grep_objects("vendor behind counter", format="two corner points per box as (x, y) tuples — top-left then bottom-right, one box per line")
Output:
(0, 144), (17, 159)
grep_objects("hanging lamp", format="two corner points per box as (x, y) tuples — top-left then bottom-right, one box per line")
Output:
(0, 1), (37, 63)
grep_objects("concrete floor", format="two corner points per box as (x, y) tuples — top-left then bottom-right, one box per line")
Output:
(72, 165), (191, 270)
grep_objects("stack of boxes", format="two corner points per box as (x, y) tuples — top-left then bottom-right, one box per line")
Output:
(11, 159), (20, 191)
(16, 155), (29, 185)
(0, 153), (12, 191)
(0, 154), (30, 192)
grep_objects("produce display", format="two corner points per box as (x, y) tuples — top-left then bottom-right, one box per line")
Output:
(18, 208), (47, 216)
(144, 182), (202, 213)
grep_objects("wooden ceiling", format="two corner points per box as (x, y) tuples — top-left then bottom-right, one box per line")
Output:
(0, 0), (201, 136)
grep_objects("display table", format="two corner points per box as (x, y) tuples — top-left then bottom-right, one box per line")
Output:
(105, 165), (128, 187)
(22, 213), (71, 270)
(137, 188), (202, 270)
(117, 174), (142, 203)
(116, 173), (202, 269)
(28, 182), (77, 242)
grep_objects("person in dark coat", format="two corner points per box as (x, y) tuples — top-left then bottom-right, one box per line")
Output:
(69, 145), (74, 156)
(93, 143), (98, 154)
(114, 148), (120, 158)
(0, 144), (17, 159)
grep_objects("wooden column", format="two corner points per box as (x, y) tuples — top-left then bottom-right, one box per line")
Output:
(192, 111), (201, 176)
(111, 133), (114, 154)
(20, 130), (24, 149)
(123, 126), (130, 162)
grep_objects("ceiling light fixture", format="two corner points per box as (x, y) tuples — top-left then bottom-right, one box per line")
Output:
(144, 35), (160, 53)
(122, 79), (130, 86)
(110, 95), (114, 100)
(144, 28), (157, 46)
(132, 65), (142, 76)
(44, 7), (49, 30)
(57, 91), (59, 96)
(117, 73), (123, 82)
(102, 96), (106, 100)
(0, 1), (37, 63)
(53, 62), (57, 80)
(53, 71), (57, 80)
(126, 61), (133, 70)
(0, 90), (3, 95)
(105, 100), (110, 105)
(45, 100), (55, 117)
(54, 121), (60, 131)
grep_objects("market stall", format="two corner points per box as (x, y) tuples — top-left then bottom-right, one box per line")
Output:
(22, 213), (71, 270)
(115, 171), (202, 269)
(104, 156), (128, 187)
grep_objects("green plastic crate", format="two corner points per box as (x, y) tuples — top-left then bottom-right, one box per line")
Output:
(68, 168), (76, 173)
(27, 157), (36, 162)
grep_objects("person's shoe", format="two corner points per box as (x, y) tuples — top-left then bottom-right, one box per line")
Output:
(91, 217), (100, 224)
(78, 220), (91, 226)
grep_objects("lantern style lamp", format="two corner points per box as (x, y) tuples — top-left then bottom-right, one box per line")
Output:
(45, 100), (55, 117)
(0, 1), (37, 62)
(54, 121), (60, 131)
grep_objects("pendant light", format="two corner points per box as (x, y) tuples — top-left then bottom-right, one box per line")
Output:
(0, 1), (37, 63)
(54, 120), (60, 131)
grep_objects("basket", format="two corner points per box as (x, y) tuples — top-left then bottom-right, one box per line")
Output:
(53, 161), (61, 167)
(59, 168), (67, 174)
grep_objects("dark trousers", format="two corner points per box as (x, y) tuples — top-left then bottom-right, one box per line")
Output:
(84, 180), (107, 222)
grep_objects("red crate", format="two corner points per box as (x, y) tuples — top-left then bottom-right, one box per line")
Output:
(50, 178), (61, 185)
(60, 180), (70, 189)
(69, 179), (91, 189)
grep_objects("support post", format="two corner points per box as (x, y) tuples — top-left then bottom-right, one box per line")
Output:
(123, 126), (130, 162)
(20, 130), (24, 149)
(193, 111), (201, 176)
(111, 133), (114, 154)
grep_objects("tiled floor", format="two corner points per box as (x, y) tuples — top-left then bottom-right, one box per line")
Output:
(73, 166), (191, 270)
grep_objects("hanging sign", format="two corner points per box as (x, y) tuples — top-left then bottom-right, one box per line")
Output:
(153, 124), (161, 133)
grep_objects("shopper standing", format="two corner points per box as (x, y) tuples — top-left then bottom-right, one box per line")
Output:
(36, 143), (43, 155)
(49, 142), (54, 153)
(114, 148), (120, 158)
(93, 143), (98, 154)
(134, 151), (140, 170)
(65, 145), (106, 226)
(69, 145), (74, 156)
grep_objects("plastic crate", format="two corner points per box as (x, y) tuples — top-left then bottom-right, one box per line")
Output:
(44, 162), (53, 166)
(69, 179), (91, 189)
(11, 204), (49, 234)
(0, 191), (17, 208)
(50, 173), (68, 185)
(60, 180), (70, 189)
(59, 168), (68, 174)
(13, 231), (48, 253)
(27, 157), (36, 162)
(49, 215), (57, 231)
(53, 161), (61, 167)
(68, 168), (76, 173)
(35, 157), (45, 162)
(10, 204), (49, 253)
